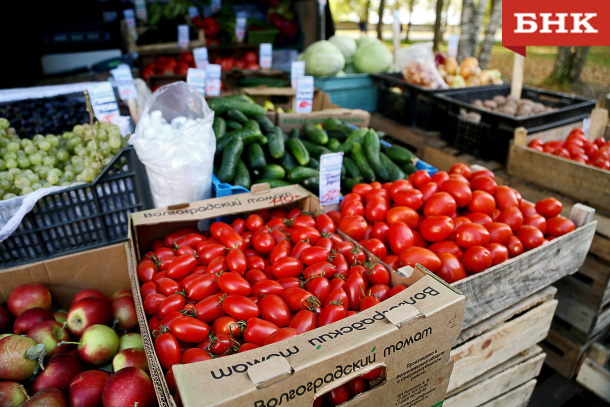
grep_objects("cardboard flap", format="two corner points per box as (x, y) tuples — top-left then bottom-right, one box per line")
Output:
(384, 304), (424, 329)
(247, 356), (293, 388)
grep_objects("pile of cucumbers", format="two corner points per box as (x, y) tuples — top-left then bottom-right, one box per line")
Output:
(209, 95), (419, 194)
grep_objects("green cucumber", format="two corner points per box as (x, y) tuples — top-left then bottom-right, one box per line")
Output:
(301, 140), (332, 160)
(246, 143), (267, 171)
(402, 162), (418, 175)
(302, 176), (319, 193)
(380, 153), (405, 182)
(259, 164), (286, 180)
(327, 138), (341, 152)
(255, 115), (275, 134)
(208, 99), (265, 117)
(217, 138), (244, 183)
(254, 179), (292, 188)
(342, 157), (361, 178)
(289, 128), (300, 139)
(287, 138), (310, 166)
(225, 121), (243, 131)
(343, 177), (363, 193)
(212, 117), (226, 140)
(323, 117), (343, 132)
(384, 144), (418, 165)
(306, 157), (320, 170)
(351, 142), (375, 182)
(364, 129), (389, 182)
(267, 127), (285, 159)
(232, 159), (251, 189)
(216, 133), (238, 155)
(227, 109), (248, 124)
(337, 128), (368, 153)
(304, 123), (328, 145)
(288, 166), (319, 182)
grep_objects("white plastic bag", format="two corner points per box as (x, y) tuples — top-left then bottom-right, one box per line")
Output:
(131, 82), (215, 208)
(396, 42), (448, 89)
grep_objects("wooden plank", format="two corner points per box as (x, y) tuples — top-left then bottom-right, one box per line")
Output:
(554, 289), (610, 336)
(588, 342), (610, 366)
(454, 286), (556, 347)
(589, 108), (609, 141)
(507, 142), (610, 213)
(369, 114), (430, 155)
(522, 120), (584, 144)
(511, 54), (525, 100)
(423, 144), (464, 172)
(577, 255), (610, 292)
(555, 275), (610, 311)
(449, 299), (557, 390)
(590, 234), (610, 264)
(576, 358), (610, 402)
(444, 350), (544, 407)
(479, 379), (536, 407)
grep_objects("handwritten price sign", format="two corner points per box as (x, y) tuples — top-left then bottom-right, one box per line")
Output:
(319, 153), (344, 206)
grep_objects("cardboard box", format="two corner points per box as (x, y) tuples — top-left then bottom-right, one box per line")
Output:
(128, 185), (465, 407)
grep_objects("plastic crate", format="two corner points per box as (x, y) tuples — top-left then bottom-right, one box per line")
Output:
(247, 29), (279, 45)
(0, 146), (153, 268)
(371, 72), (452, 131)
(314, 74), (377, 112)
(212, 174), (249, 198)
(434, 85), (596, 163)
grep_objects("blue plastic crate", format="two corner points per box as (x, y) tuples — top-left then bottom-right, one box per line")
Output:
(314, 74), (378, 112)
(212, 174), (249, 198)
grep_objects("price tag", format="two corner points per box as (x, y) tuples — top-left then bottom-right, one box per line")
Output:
(205, 64), (222, 96)
(235, 14), (247, 43)
(123, 9), (136, 28)
(188, 6), (199, 19)
(291, 61), (305, 89)
(110, 65), (138, 100)
(447, 34), (459, 57)
(211, 0), (221, 13)
(134, 0), (147, 20)
(193, 47), (209, 69)
(296, 76), (314, 113)
(319, 153), (344, 206)
(87, 82), (120, 123)
(259, 43), (272, 69)
(583, 118), (591, 138)
(178, 25), (189, 48)
(392, 10), (401, 32)
(318, 0), (327, 6)
(187, 68), (206, 95)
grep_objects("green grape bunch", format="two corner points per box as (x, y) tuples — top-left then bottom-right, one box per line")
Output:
(0, 118), (129, 200)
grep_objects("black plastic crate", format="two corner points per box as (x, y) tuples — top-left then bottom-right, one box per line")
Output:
(434, 85), (596, 163)
(371, 72), (451, 131)
(0, 146), (153, 268)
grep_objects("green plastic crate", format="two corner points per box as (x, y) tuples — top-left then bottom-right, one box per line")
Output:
(313, 74), (377, 112)
(247, 28), (279, 45)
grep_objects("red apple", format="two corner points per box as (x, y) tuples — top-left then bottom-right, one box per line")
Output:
(32, 353), (82, 393)
(78, 325), (119, 366)
(112, 296), (138, 331)
(0, 335), (42, 381)
(112, 348), (149, 373)
(13, 308), (54, 335)
(67, 298), (112, 337)
(27, 320), (71, 358)
(0, 381), (28, 406)
(69, 370), (110, 407)
(101, 367), (156, 407)
(71, 289), (108, 305)
(110, 290), (132, 301)
(0, 305), (12, 333)
(7, 283), (52, 316)
(53, 312), (67, 325)
(118, 333), (144, 351)
(21, 388), (66, 407)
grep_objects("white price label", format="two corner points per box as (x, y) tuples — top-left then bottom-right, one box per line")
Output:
(193, 47), (209, 69)
(135, 0), (147, 20)
(178, 25), (190, 48)
(392, 10), (400, 31)
(124, 9), (136, 28)
(319, 153), (343, 205)
(235, 15), (247, 42)
(448, 34), (459, 57)
(205, 64), (222, 96)
(211, 0), (221, 12)
(111, 65), (138, 100)
(318, 0), (327, 6)
(291, 61), (305, 89)
(188, 6), (199, 18)
(187, 68), (206, 95)
(87, 82), (120, 123)
(583, 118), (591, 138)
(296, 76), (314, 113)
(259, 43), (272, 69)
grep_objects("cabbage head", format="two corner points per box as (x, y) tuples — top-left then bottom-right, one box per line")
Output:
(353, 39), (393, 74)
(356, 36), (377, 48)
(302, 41), (345, 76)
(329, 35), (357, 62)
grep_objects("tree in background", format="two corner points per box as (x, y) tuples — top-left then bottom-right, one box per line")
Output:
(405, 0), (417, 42)
(377, 0), (386, 39)
(457, 0), (487, 62)
(477, 0), (501, 69)
(550, 46), (591, 84)
(432, 0), (445, 50)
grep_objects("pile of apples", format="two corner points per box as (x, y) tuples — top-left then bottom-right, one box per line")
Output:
(0, 283), (156, 407)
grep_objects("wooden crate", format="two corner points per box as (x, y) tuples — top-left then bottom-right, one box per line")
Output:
(576, 341), (610, 402)
(555, 289), (610, 338)
(422, 137), (505, 173)
(369, 114), (433, 157)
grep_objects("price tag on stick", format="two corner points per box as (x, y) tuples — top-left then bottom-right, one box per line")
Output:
(291, 61), (305, 89)
(87, 82), (120, 123)
(319, 153), (344, 206)
(259, 43), (272, 69)
(187, 68), (206, 95)
(193, 47), (209, 69)
(178, 25), (189, 48)
(135, 0), (147, 20)
(110, 65), (138, 100)
(188, 6), (199, 18)
(295, 76), (314, 113)
(235, 14), (247, 43)
(205, 64), (222, 96)
(448, 34), (459, 57)
(211, 0), (222, 13)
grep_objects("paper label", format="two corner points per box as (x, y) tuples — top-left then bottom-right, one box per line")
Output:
(235, 14), (247, 42)
(178, 25), (190, 48)
(193, 47), (209, 69)
(296, 76), (314, 113)
(187, 68), (206, 95)
(205, 64), (222, 96)
(135, 0), (148, 20)
(319, 153), (344, 205)
(124, 9), (136, 28)
(110, 65), (138, 100)
(448, 34), (459, 57)
(291, 61), (305, 89)
(211, 0), (221, 12)
(87, 82), (120, 123)
(259, 43), (272, 68)
(188, 6), (199, 18)
(583, 118), (591, 137)
(392, 10), (401, 32)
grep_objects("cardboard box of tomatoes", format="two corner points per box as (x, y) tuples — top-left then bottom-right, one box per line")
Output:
(127, 184), (466, 407)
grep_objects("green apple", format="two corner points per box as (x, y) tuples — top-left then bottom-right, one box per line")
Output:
(77, 325), (119, 366)
(118, 333), (144, 351)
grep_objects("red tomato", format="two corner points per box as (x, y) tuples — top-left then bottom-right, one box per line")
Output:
(194, 294), (226, 322)
(339, 215), (368, 241)
(327, 210), (342, 225)
(499, 207), (524, 232)
(305, 276), (331, 305)
(398, 247), (441, 272)
(144, 293), (166, 316)
(341, 199), (365, 217)
(197, 243), (225, 266)
(506, 235), (524, 258)
(359, 238), (386, 259)
(393, 189), (424, 210)
(365, 197), (389, 223)
(252, 232), (276, 254)
(264, 327), (301, 345)
(468, 191), (496, 215)
(318, 303), (347, 326)
(316, 213), (336, 234)
(166, 253), (197, 279)
(367, 284), (391, 301)
(464, 212), (492, 226)
(424, 192), (457, 217)
(470, 176), (497, 195)
(412, 170), (431, 188)
(455, 223), (490, 249)
(428, 241), (464, 258)
(141, 281), (159, 298)
(300, 247), (331, 266)
(258, 295), (291, 327)
(494, 186), (519, 210)
(221, 295), (259, 320)
(371, 222), (390, 245)
(440, 179), (472, 207)
(386, 206), (419, 228)
(382, 254), (400, 270)
(186, 274), (218, 301)
(348, 377), (368, 397)
(462, 246), (492, 273)
(246, 214), (264, 231)
(210, 222), (244, 250)
(485, 222), (513, 245)
(169, 317), (209, 343)
(361, 367), (383, 380)
(181, 348), (212, 364)
(420, 216), (454, 242)
(138, 260), (158, 283)
(290, 227), (321, 245)
(366, 264), (390, 286)
(251, 280), (284, 298)
(344, 273), (367, 311)
(360, 295), (380, 311)
(388, 222), (414, 255)
(217, 272), (251, 296)
(523, 214), (547, 235)
(207, 256), (227, 275)
(281, 288), (320, 312)
(293, 215), (316, 229)
(420, 182), (440, 202)
(449, 163), (472, 179)
(158, 293), (186, 319)
(225, 249), (247, 275)
(232, 218), (246, 235)
(331, 253), (349, 279)
(212, 316), (241, 337)
(245, 268), (267, 286)
(435, 252), (466, 283)
(164, 227), (198, 247)
(546, 216), (576, 237)
(276, 277), (301, 289)
(289, 310), (318, 333)
(535, 198), (563, 218)
(154, 333), (180, 369)
(271, 257), (303, 279)
(290, 241), (310, 259)
(486, 243), (509, 266)
(390, 285), (407, 297)
(243, 318), (279, 346)
(431, 171), (450, 185)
